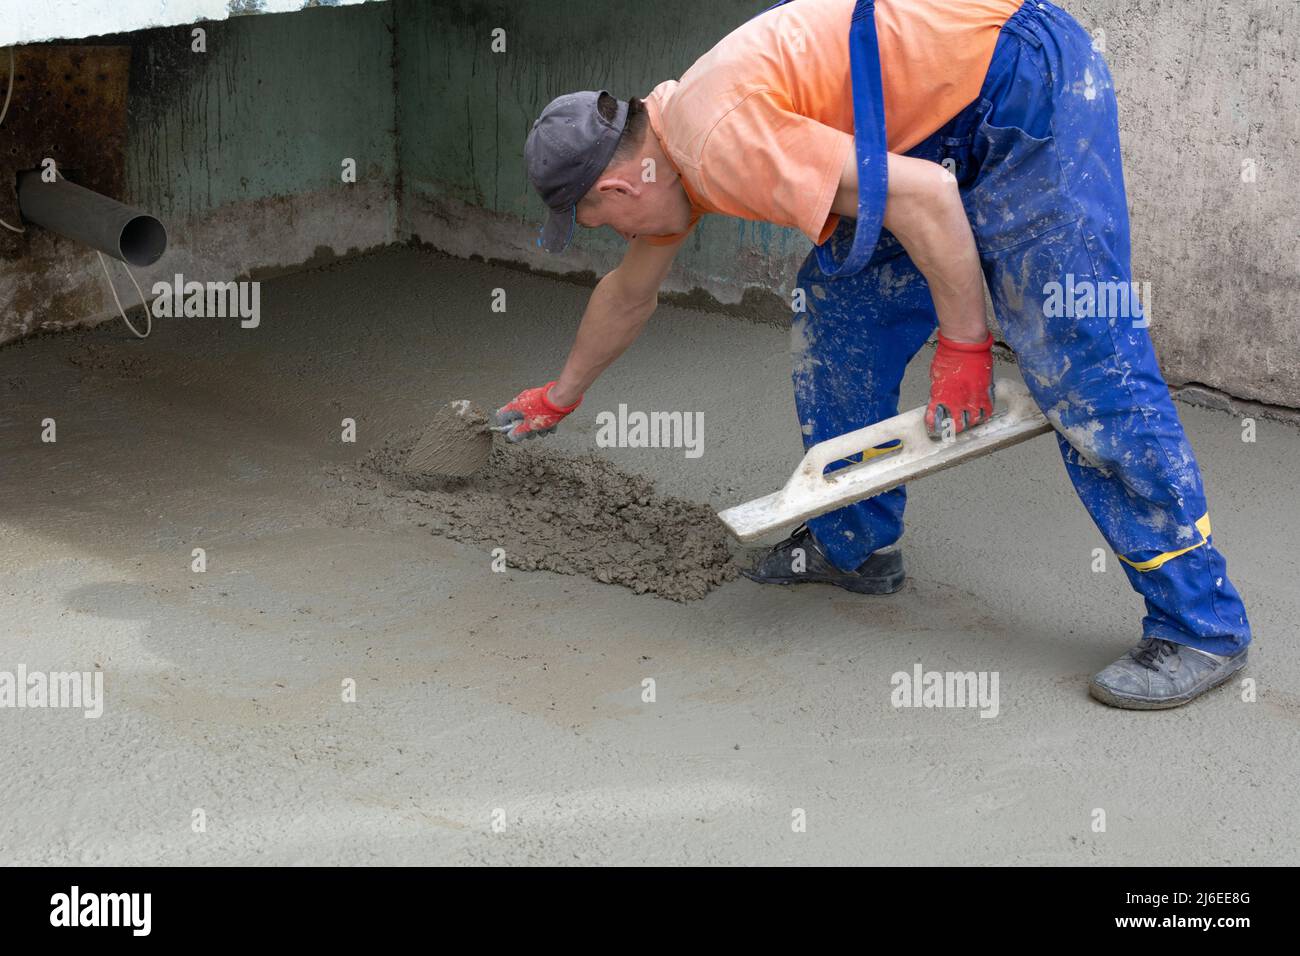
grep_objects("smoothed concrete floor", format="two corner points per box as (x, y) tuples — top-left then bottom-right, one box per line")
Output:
(1, 248), (1296, 865)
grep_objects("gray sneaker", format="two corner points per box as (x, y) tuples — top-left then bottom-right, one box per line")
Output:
(740, 524), (904, 595)
(1089, 638), (1248, 710)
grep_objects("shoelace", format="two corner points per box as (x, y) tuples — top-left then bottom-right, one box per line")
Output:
(776, 524), (828, 560)
(776, 524), (810, 549)
(1132, 638), (1178, 670)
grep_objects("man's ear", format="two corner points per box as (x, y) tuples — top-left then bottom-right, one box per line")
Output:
(595, 175), (639, 199)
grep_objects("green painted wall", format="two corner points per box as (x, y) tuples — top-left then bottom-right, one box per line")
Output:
(394, 0), (808, 276)
(125, 2), (398, 219)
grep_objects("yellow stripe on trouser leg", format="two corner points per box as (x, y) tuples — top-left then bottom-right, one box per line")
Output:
(1117, 514), (1212, 572)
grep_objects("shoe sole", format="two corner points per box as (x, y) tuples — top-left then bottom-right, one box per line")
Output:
(1087, 653), (1248, 710)
(739, 568), (905, 595)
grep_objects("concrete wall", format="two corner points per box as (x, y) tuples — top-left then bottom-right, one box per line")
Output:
(1, 2), (398, 343)
(1082, 0), (1300, 408)
(397, 0), (1300, 409)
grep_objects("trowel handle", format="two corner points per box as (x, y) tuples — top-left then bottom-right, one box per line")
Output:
(785, 410), (928, 498)
(717, 378), (1051, 542)
(781, 378), (1046, 502)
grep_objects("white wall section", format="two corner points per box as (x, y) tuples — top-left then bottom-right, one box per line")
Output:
(0, 0), (381, 45)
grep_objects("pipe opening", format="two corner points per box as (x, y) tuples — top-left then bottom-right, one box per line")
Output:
(119, 215), (167, 267)
(16, 170), (168, 267)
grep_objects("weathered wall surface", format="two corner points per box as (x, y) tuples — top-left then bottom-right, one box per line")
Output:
(1075, 0), (1299, 407)
(397, 0), (1300, 408)
(0, 3), (397, 343)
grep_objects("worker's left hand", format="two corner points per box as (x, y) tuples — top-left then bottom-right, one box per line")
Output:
(926, 331), (994, 440)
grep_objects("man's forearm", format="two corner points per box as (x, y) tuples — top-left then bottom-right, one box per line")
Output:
(839, 152), (989, 344)
(883, 167), (989, 344)
(549, 270), (657, 407)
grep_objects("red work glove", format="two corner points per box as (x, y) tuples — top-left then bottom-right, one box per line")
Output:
(926, 331), (995, 440)
(493, 382), (582, 442)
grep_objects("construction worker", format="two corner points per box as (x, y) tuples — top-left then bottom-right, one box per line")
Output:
(495, 0), (1251, 708)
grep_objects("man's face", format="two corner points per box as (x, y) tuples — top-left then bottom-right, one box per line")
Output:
(575, 163), (692, 242)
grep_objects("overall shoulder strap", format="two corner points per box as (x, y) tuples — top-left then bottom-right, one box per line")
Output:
(814, 0), (888, 278)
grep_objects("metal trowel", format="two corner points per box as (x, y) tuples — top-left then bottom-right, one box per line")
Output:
(403, 399), (495, 478)
(716, 377), (1053, 542)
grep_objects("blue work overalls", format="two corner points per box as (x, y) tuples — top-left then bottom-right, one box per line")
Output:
(789, 0), (1251, 655)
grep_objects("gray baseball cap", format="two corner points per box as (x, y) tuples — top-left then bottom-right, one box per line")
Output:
(525, 91), (629, 253)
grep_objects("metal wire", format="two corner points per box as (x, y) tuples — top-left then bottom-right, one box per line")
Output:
(1, 47), (26, 234)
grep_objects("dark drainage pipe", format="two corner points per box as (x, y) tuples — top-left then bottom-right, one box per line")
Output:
(17, 170), (167, 267)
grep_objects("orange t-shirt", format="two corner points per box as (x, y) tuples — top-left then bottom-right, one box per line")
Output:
(643, 0), (1023, 245)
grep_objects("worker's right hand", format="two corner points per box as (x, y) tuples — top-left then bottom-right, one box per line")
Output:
(925, 331), (994, 440)
(493, 382), (582, 442)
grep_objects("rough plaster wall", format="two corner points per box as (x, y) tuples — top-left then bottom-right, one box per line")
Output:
(0, 3), (398, 344)
(0, 0), (381, 45)
(396, 0), (1299, 408)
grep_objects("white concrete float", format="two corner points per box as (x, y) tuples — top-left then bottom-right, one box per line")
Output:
(717, 377), (1054, 542)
